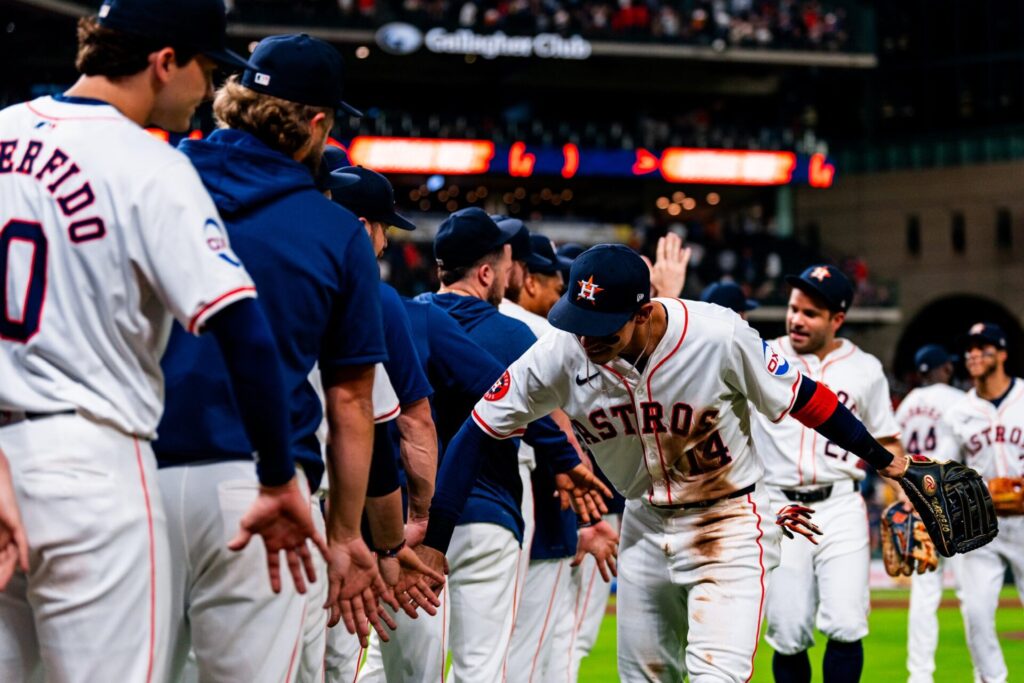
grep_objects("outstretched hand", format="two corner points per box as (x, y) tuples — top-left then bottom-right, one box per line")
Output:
(227, 477), (328, 594)
(650, 232), (691, 298)
(323, 536), (390, 647)
(776, 504), (822, 545)
(554, 464), (613, 523)
(572, 519), (619, 582)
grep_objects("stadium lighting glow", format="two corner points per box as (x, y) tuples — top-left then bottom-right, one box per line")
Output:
(348, 137), (495, 174)
(659, 149), (798, 185)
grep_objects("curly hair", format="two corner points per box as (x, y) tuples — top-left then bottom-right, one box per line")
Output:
(75, 17), (197, 79)
(213, 76), (334, 158)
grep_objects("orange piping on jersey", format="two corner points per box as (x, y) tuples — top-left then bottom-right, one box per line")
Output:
(186, 286), (257, 334)
(644, 299), (689, 505)
(440, 586), (447, 683)
(744, 493), (767, 683)
(133, 438), (157, 683)
(25, 101), (125, 123)
(567, 562), (600, 677)
(811, 341), (858, 484)
(502, 552), (524, 682)
(527, 561), (565, 682)
(600, 363), (655, 503)
(472, 409), (526, 439)
(771, 371), (804, 423)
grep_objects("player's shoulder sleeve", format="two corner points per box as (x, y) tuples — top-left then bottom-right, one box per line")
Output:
(722, 311), (802, 422)
(471, 331), (570, 440)
(856, 348), (901, 439)
(379, 283), (432, 405)
(131, 158), (255, 334)
(319, 218), (388, 370)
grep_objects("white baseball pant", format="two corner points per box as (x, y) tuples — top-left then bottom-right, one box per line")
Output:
(906, 556), (962, 683)
(506, 557), (574, 683)
(765, 483), (870, 654)
(0, 414), (171, 683)
(957, 515), (1024, 683)
(159, 460), (312, 683)
(569, 512), (620, 680)
(358, 522), (520, 683)
(617, 485), (780, 682)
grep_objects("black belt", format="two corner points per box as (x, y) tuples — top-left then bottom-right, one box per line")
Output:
(0, 409), (76, 427)
(653, 483), (756, 510)
(781, 480), (858, 504)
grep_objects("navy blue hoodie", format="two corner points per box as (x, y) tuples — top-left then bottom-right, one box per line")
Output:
(155, 129), (386, 490)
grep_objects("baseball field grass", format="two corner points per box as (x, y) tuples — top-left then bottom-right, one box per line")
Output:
(578, 588), (1024, 681)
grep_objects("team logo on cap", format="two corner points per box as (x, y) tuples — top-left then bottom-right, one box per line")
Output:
(576, 276), (604, 304)
(484, 371), (511, 402)
(809, 266), (831, 281)
(970, 322), (985, 335)
(254, 73), (271, 86)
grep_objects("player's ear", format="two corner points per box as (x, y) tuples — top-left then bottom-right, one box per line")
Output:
(150, 48), (177, 84)
(633, 302), (655, 325)
(830, 310), (846, 331)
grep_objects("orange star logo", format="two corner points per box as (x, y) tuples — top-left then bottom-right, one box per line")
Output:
(809, 266), (832, 282)
(576, 275), (604, 304)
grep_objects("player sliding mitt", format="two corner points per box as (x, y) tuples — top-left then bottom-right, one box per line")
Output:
(987, 477), (1024, 515)
(898, 455), (998, 557)
(881, 503), (937, 576)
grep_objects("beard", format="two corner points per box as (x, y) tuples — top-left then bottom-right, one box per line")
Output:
(486, 279), (505, 307)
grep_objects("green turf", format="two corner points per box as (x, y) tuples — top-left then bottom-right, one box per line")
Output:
(578, 589), (1024, 681)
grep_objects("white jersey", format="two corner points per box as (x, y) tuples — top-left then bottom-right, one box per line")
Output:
(894, 383), (965, 463)
(0, 96), (254, 437)
(753, 336), (900, 487)
(372, 363), (400, 424)
(473, 298), (802, 505)
(499, 298), (553, 340)
(944, 378), (1024, 479)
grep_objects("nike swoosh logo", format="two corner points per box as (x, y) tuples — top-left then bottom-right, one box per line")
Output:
(575, 371), (600, 386)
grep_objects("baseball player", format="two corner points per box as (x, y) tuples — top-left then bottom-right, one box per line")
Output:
(155, 34), (393, 681)
(896, 344), (965, 683)
(0, 2), (331, 681)
(424, 246), (910, 682)
(752, 264), (906, 683)
(943, 322), (1024, 683)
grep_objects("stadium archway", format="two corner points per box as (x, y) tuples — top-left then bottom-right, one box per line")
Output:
(894, 296), (1024, 381)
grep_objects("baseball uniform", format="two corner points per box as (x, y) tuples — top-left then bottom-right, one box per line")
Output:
(895, 382), (966, 683)
(155, 126), (386, 683)
(944, 378), (1024, 683)
(754, 336), (900, 654)
(470, 298), (802, 681)
(0, 94), (257, 683)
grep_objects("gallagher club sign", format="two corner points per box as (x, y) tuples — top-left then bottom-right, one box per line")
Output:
(375, 22), (592, 60)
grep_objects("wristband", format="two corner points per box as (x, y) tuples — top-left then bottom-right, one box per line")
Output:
(373, 539), (406, 558)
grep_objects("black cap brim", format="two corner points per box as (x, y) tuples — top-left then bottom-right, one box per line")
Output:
(785, 275), (838, 311)
(381, 210), (416, 231)
(523, 253), (551, 270)
(204, 47), (259, 70)
(549, 293), (635, 337)
(339, 101), (363, 118)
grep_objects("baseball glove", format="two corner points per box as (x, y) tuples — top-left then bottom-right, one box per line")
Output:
(898, 455), (998, 557)
(881, 503), (938, 576)
(987, 477), (1024, 515)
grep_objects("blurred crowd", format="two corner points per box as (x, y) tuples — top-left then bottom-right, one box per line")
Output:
(231, 0), (854, 51)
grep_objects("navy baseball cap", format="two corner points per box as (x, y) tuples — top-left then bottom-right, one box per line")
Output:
(549, 244), (651, 337)
(434, 208), (518, 269)
(331, 166), (416, 231)
(914, 344), (956, 373)
(700, 281), (758, 313)
(785, 264), (854, 313)
(317, 146), (358, 191)
(98, 0), (255, 69)
(528, 234), (573, 276)
(240, 34), (362, 116)
(963, 322), (1008, 350)
(556, 242), (585, 282)
(490, 216), (548, 270)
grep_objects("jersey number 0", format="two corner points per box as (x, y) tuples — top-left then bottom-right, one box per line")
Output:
(0, 218), (48, 343)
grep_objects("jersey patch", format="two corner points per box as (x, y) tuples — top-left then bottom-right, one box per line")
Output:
(761, 340), (790, 376)
(204, 218), (241, 267)
(484, 370), (511, 401)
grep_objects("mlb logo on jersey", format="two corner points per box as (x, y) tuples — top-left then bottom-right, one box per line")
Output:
(761, 340), (790, 376)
